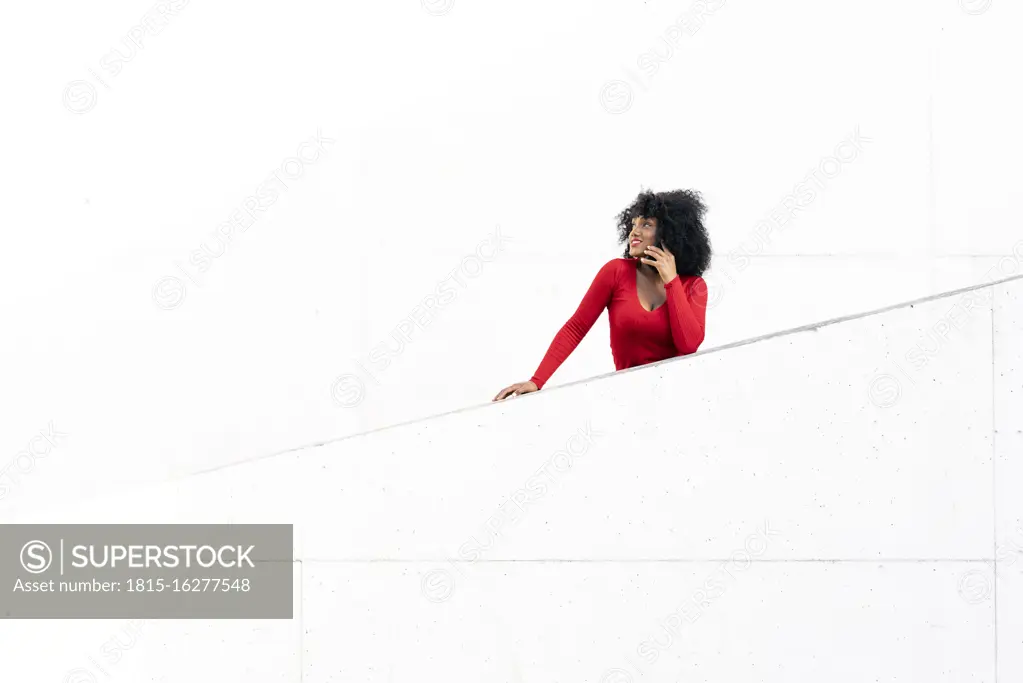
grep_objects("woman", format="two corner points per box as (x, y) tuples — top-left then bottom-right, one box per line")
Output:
(493, 189), (711, 401)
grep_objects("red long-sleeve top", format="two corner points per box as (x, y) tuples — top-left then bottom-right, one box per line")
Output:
(529, 257), (708, 390)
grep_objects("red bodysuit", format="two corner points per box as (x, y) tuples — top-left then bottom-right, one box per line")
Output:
(529, 257), (708, 389)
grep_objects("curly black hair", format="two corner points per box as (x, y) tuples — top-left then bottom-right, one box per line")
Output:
(615, 189), (712, 277)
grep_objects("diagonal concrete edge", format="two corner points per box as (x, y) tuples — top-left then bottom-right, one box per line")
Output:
(180, 271), (1023, 481)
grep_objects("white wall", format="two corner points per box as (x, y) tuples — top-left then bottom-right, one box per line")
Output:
(3, 0), (1021, 544)
(995, 278), (1023, 679)
(6, 276), (1020, 681)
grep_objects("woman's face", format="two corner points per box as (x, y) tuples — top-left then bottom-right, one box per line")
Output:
(628, 216), (659, 258)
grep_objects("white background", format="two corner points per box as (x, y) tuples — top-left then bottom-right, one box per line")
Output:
(2, 0), (1021, 503)
(1, 0), (1021, 678)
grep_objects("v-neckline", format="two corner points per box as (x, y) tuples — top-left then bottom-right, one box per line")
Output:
(634, 260), (666, 313)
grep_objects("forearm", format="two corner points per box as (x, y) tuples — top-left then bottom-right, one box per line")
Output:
(664, 275), (707, 355)
(528, 259), (618, 389)
(529, 316), (588, 389)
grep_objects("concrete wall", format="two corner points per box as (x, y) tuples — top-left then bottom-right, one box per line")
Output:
(6, 276), (1020, 681)
(3, 0), (1023, 517)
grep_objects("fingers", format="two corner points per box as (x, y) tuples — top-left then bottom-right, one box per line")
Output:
(646, 246), (674, 260)
(643, 248), (663, 263)
(493, 384), (520, 401)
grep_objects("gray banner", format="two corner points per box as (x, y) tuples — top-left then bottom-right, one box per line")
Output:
(0, 524), (293, 619)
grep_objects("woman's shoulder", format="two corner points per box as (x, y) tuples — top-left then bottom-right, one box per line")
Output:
(596, 256), (633, 281)
(601, 256), (634, 271)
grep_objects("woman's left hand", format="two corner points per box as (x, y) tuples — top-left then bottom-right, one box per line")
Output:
(641, 245), (678, 285)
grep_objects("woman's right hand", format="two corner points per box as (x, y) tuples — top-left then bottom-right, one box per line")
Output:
(492, 380), (538, 401)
